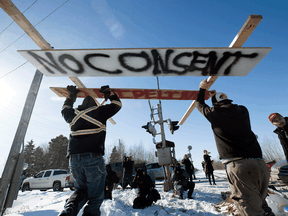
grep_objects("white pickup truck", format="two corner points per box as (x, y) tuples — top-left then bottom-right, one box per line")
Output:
(21, 169), (74, 192)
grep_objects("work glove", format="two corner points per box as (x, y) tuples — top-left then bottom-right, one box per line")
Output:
(199, 79), (211, 90)
(99, 85), (111, 101)
(66, 85), (80, 102)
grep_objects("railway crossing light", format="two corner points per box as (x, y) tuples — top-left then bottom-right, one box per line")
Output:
(167, 119), (179, 134)
(142, 122), (157, 137)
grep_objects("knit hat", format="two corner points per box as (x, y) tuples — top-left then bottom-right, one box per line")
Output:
(211, 92), (232, 104)
(268, 113), (282, 123)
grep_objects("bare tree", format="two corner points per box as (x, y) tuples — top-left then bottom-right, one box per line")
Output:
(145, 149), (157, 163)
(104, 144), (112, 164)
(117, 139), (126, 161)
(259, 137), (285, 162)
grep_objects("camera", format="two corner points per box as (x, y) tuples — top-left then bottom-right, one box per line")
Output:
(123, 156), (128, 161)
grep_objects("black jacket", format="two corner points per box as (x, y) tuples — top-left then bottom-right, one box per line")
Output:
(131, 173), (154, 197)
(62, 94), (122, 157)
(171, 168), (189, 188)
(181, 158), (192, 173)
(203, 154), (214, 174)
(273, 117), (288, 161)
(196, 89), (262, 160)
(123, 159), (134, 174)
(105, 169), (119, 189)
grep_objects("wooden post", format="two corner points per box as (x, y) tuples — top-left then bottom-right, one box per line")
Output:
(178, 15), (263, 125)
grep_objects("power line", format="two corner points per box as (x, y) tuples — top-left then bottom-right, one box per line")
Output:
(0, 61), (28, 79)
(0, 0), (70, 78)
(0, 0), (39, 36)
(0, 0), (70, 54)
(0, 100), (68, 129)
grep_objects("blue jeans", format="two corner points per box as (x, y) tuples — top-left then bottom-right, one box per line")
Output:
(122, 172), (133, 189)
(69, 153), (106, 216)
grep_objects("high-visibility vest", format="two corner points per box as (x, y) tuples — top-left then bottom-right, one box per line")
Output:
(69, 106), (106, 136)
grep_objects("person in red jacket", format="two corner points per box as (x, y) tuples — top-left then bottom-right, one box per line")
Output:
(196, 79), (273, 216)
(58, 85), (122, 216)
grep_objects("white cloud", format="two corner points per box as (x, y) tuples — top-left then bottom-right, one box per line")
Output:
(91, 0), (125, 40)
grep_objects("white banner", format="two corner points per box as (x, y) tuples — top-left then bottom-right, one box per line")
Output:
(18, 47), (272, 77)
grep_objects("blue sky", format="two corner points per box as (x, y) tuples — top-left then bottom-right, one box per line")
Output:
(0, 0), (287, 172)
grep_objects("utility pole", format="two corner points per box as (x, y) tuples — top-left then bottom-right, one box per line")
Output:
(0, 0), (117, 213)
(0, 70), (43, 215)
(0, 0), (51, 213)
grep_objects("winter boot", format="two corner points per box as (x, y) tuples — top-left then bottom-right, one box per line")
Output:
(58, 203), (77, 216)
(262, 200), (275, 216)
(58, 189), (86, 216)
(187, 190), (193, 199)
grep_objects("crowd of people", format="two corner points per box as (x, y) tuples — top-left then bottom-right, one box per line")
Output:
(56, 82), (283, 216)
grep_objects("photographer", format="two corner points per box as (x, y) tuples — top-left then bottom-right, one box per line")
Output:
(171, 163), (195, 199)
(131, 168), (160, 209)
(122, 155), (134, 190)
(59, 85), (122, 216)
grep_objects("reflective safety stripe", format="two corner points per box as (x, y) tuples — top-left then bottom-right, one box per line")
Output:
(70, 106), (98, 127)
(69, 106), (106, 136)
(111, 100), (122, 107)
(62, 105), (72, 110)
(71, 128), (105, 136)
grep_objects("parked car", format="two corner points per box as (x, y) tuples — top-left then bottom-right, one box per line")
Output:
(145, 162), (173, 180)
(21, 169), (74, 192)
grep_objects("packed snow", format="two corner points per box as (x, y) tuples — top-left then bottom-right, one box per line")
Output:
(3, 170), (288, 216)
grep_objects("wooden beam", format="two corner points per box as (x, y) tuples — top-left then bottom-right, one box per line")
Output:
(0, 0), (115, 124)
(50, 87), (212, 100)
(0, 0), (51, 49)
(178, 15), (263, 125)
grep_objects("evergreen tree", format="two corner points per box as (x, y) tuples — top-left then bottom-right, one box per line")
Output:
(109, 146), (120, 163)
(47, 135), (69, 170)
(23, 140), (36, 176)
(33, 146), (45, 173)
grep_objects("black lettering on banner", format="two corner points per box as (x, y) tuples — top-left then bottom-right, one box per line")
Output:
(59, 54), (84, 74)
(118, 51), (152, 72)
(27, 49), (259, 76)
(188, 51), (216, 76)
(27, 51), (67, 74)
(188, 51), (258, 75)
(172, 52), (193, 75)
(223, 52), (258, 75)
(151, 49), (183, 75)
(84, 53), (122, 74)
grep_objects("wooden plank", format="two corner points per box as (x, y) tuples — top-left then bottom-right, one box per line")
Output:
(178, 15), (264, 125)
(18, 47), (271, 77)
(0, 0), (115, 124)
(0, 0), (51, 49)
(50, 87), (212, 100)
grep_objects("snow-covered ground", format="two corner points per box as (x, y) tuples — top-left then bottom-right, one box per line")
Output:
(3, 170), (288, 216)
